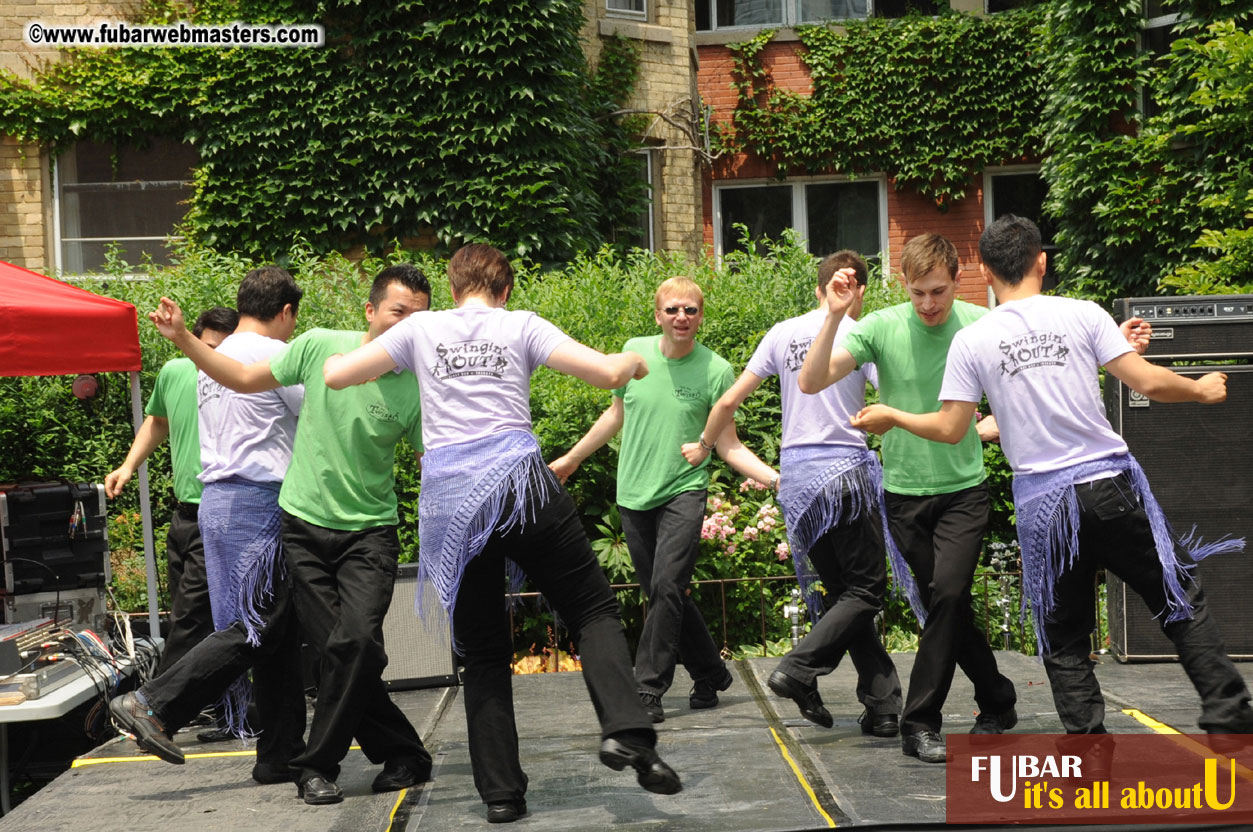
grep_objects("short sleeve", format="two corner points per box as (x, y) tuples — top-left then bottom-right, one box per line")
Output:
(525, 313), (573, 372)
(1089, 303), (1135, 366)
(146, 363), (171, 418)
(374, 315), (421, 376)
(744, 326), (778, 379)
(840, 315), (878, 368)
(862, 361), (879, 391)
(937, 331), (983, 404)
(267, 335), (305, 387)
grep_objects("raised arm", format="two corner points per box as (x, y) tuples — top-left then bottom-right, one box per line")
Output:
(549, 398), (625, 484)
(1103, 352), (1227, 404)
(851, 400), (978, 445)
(681, 369), (764, 467)
(797, 271), (860, 394)
(323, 340), (399, 390)
(150, 297), (278, 392)
(104, 415), (170, 498)
(544, 341), (647, 390)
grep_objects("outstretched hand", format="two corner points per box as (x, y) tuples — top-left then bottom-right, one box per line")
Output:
(1195, 372), (1227, 405)
(548, 454), (579, 485)
(849, 404), (897, 436)
(1120, 316), (1152, 355)
(149, 297), (189, 342)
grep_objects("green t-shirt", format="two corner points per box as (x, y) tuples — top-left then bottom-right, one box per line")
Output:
(842, 300), (987, 496)
(613, 336), (735, 511)
(145, 357), (203, 504)
(270, 329), (423, 531)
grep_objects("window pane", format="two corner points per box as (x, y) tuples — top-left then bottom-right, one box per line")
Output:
(1144, 0), (1168, 19)
(805, 181), (880, 259)
(61, 239), (180, 275)
(986, 0), (1039, 12)
(873, 0), (936, 18)
(612, 154), (653, 250)
(696, 0), (712, 30)
(801, 0), (870, 22)
(719, 185), (792, 254)
(607, 0), (646, 13)
(71, 138), (197, 183)
(62, 185), (193, 240)
(989, 172), (1058, 291)
(716, 0), (783, 28)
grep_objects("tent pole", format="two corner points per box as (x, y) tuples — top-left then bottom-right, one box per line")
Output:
(129, 371), (161, 640)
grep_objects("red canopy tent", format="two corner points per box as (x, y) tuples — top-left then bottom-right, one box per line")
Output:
(0, 259), (161, 634)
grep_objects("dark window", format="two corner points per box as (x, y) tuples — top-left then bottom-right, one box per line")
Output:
(988, 172), (1057, 292)
(875, 0), (937, 18)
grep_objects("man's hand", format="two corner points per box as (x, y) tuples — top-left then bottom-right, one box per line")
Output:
(1195, 372), (1228, 404)
(104, 466), (133, 498)
(850, 404), (898, 436)
(975, 413), (1000, 443)
(1120, 316), (1152, 355)
(149, 297), (190, 343)
(680, 441), (710, 467)
(823, 268), (858, 318)
(548, 454), (579, 485)
(630, 352), (649, 380)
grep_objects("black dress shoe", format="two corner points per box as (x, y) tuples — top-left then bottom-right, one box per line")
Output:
(298, 775), (344, 805)
(487, 799), (527, 823)
(252, 761), (296, 784)
(689, 665), (734, 710)
(859, 708), (900, 738)
(599, 737), (682, 795)
(372, 758), (432, 792)
(108, 692), (185, 764)
(197, 725), (236, 743)
(639, 691), (664, 723)
(767, 670), (833, 729)
(901, 730), (948, 763)
(971, 707), (1018, 735)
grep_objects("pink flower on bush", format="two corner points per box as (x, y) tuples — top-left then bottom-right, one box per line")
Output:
(775, 541), (791, 561)
(725, 543), (737, 555)
(743, 525), (760, 541)
(756, 504), (780, 519)
(759, 516), (777, 532)
(740, 478), (769, 492)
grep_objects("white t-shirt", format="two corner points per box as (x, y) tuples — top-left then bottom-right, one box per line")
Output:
(374, 305), (571, 450)
(198, 331), (304, 484)
(939, 294), (1132, 475)
(746, 309), (877, 449)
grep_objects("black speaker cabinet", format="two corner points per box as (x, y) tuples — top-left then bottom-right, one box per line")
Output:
(1115, 295), (1253, 361)
(1104, 350), (1253, 662)
(381, 562), (458, 689)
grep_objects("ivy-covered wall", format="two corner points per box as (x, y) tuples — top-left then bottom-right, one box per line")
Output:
(0, 0), (649, 263)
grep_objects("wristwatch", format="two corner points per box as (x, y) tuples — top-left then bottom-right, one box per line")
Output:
(698, 433), (714, 451)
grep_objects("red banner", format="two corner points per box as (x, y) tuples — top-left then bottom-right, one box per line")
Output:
(946, 734), (1253, 824)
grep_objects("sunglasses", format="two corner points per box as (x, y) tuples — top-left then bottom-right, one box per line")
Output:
(662, 305), (700, 316)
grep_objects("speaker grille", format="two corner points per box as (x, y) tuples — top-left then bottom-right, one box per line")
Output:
(382, 563), (458, 688)
(1105, 364), (1253, 661)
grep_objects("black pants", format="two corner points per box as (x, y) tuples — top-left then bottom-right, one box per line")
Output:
(619, 490), (726, 696)
(453, 487), (654, 805)
(155, 502), (215, 675)
(282, 512), (430, 782)
(1042, 474), (1253, 734)
(887, 483), (1016, 735)
(141, 569), (306, 767)
(775, 492), (902, 714)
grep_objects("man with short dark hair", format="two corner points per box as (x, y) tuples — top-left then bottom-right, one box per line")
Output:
(152, 264), (434, 803)
(683, 251), (909, 735)
(853, 214), (1253, 737)
(800, 235), (1018, 763)
(110, 267), (307, 786)
(105, 307), (239, 674)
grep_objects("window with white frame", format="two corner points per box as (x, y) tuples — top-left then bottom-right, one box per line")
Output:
(606, 0), (647, 19)
(611, 150), (656, 251)
(55, 138), (197, 275)
(714, 177), (885, 264)
(983, 168), (1057, 300)
(694, 0), (941, 30)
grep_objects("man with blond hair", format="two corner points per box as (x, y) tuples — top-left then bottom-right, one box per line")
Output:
(552, 277), (776, 723)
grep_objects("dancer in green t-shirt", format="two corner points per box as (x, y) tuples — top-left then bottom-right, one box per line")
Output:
(551, 277), (776, 723)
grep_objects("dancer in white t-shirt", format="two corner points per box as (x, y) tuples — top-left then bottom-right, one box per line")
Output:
(324, 244), (680, 824)
(852, 215), (1252, 735)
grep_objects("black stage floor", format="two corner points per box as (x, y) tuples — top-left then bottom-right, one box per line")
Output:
(3, 652), (1249, 832)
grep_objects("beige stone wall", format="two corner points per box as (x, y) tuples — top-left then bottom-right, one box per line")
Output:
(586, 1), (704, 261)
(1, 1), (140, 271)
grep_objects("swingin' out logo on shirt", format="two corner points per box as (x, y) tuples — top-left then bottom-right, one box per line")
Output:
(998, 331), (1071, 378)
(432, 339), (509, 380)
(785, 337), (813, 372)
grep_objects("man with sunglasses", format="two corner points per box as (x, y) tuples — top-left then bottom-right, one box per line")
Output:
(551, 277), (776, 723)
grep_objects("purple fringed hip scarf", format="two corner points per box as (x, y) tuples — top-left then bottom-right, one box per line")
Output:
(198, 477), (285, 737)
(777, 445), (926, 624)
(417, 430), (557, 651)
(1013, 452), (1244, 655)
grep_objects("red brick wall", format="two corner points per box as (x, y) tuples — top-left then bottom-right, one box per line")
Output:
(697, 43), (989, 307)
